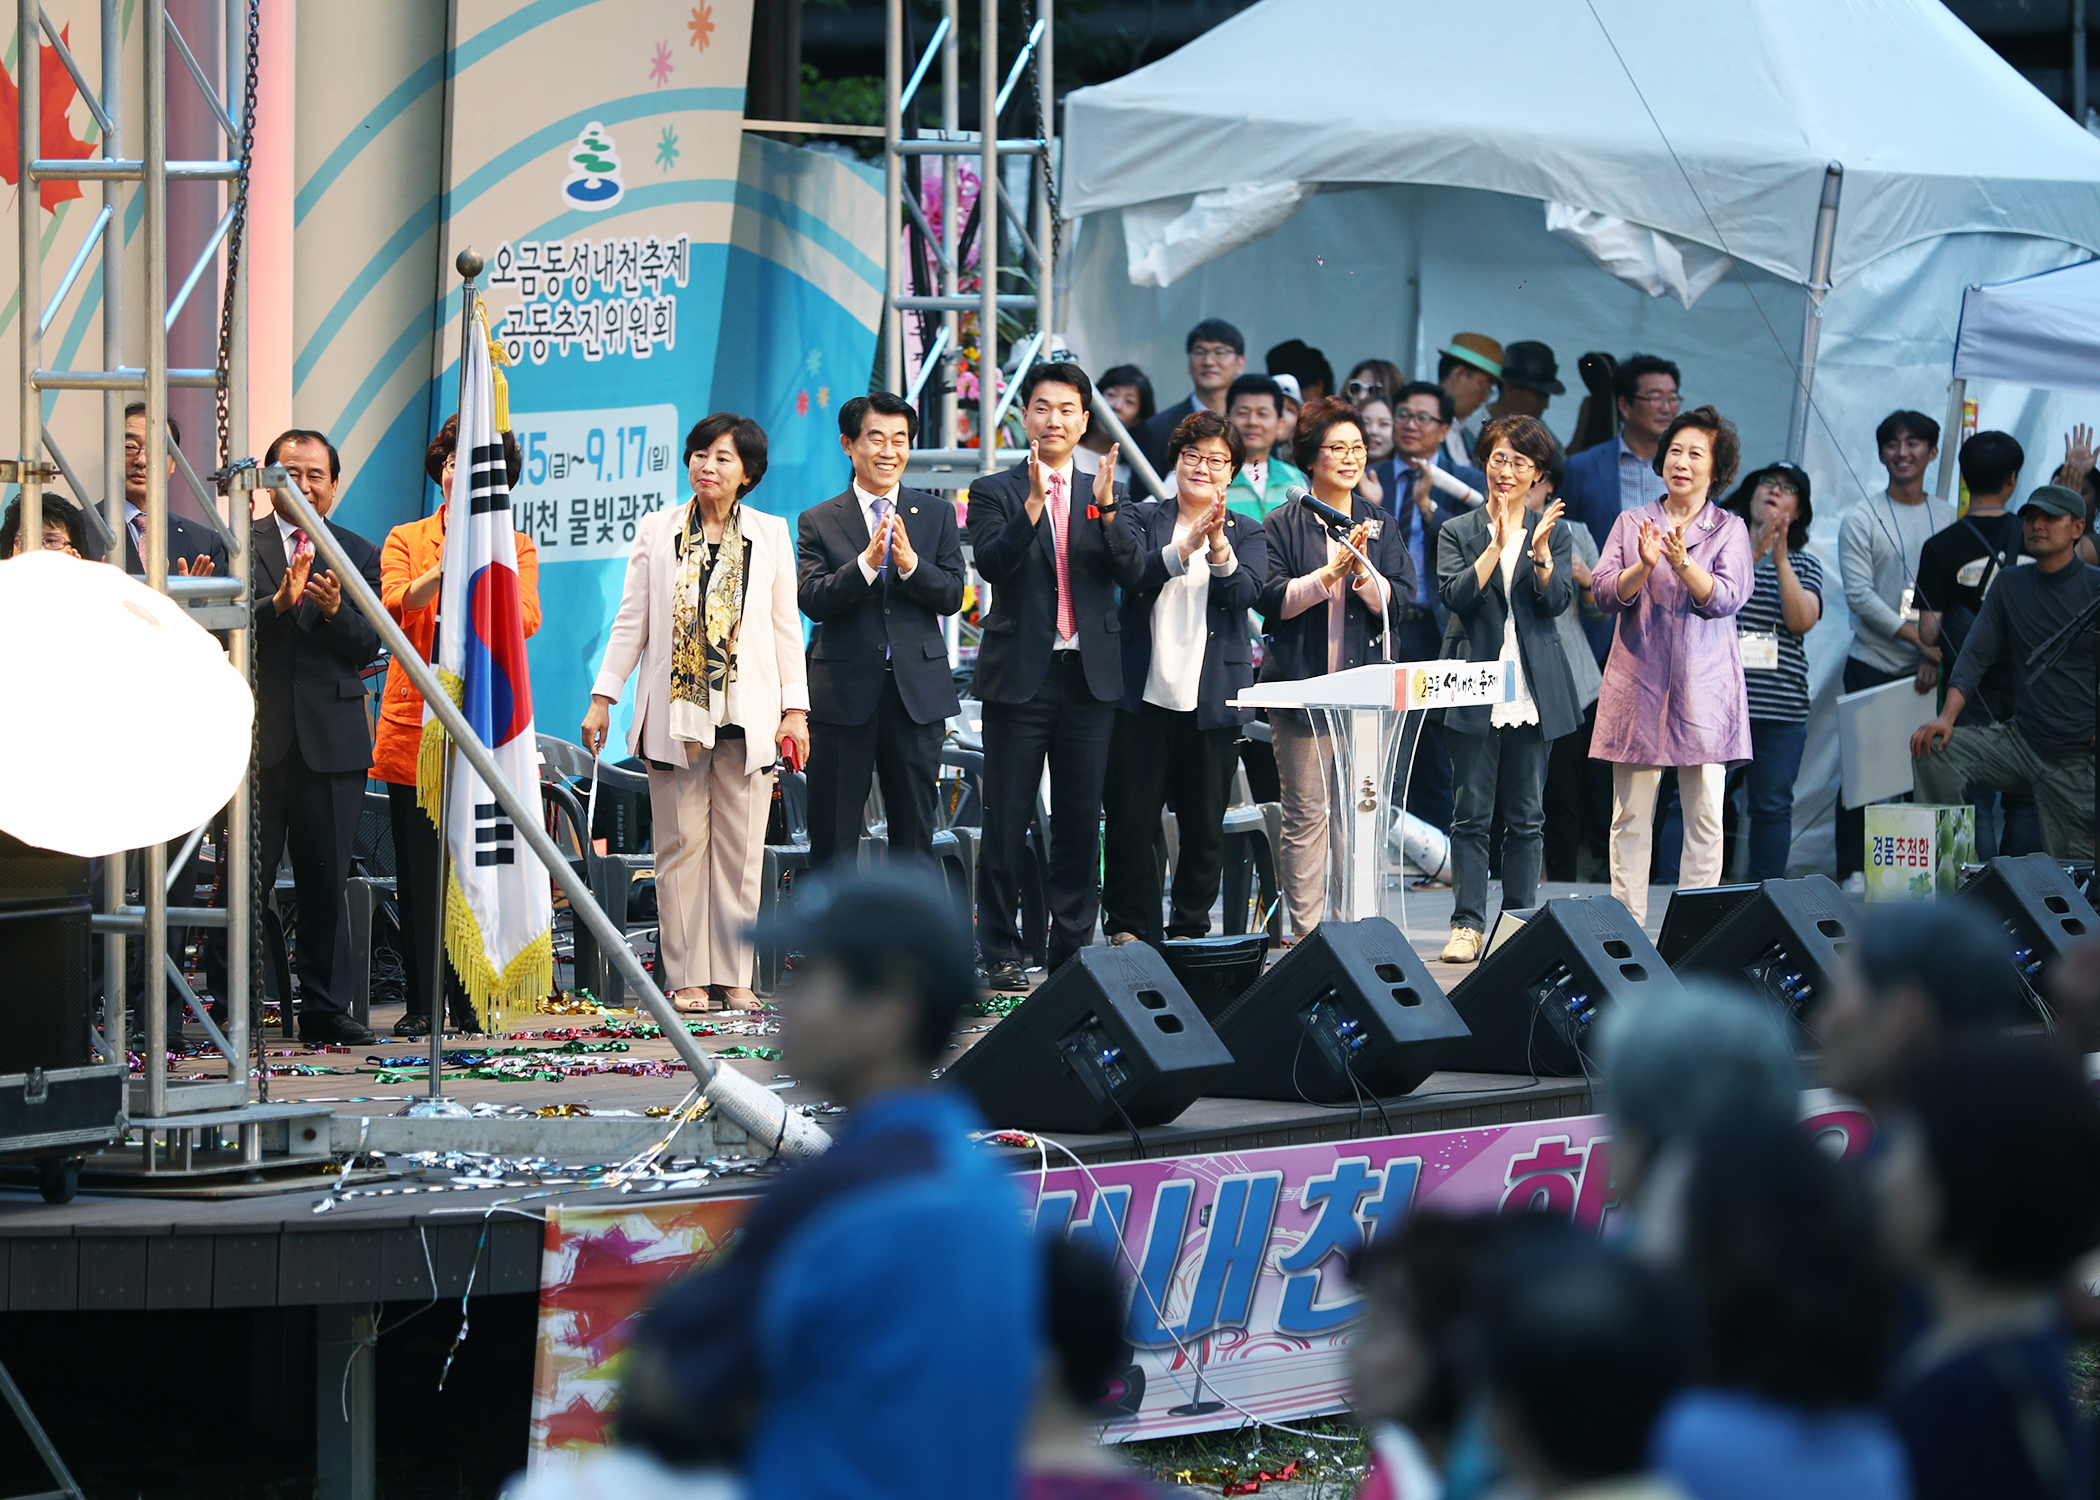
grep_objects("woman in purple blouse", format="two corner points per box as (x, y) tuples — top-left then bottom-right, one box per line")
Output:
(1590, 405), (1752, 924)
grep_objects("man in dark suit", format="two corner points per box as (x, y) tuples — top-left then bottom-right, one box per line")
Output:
(969, 362), (1144, 987)
(798, 392), (967, 869)
(233, 429), (384, 1044)
(85, 403), (228, 577)
(1132, 319), (1246, 477)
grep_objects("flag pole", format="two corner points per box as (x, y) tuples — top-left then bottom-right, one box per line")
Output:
(416, 250), (484, 1115)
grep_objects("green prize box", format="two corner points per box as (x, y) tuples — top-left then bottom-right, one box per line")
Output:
(1864, 803), (1975, 902)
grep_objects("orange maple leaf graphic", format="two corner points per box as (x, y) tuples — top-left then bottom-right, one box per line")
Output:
(0, 24), (95, 212)
(686, 2), (715, 54)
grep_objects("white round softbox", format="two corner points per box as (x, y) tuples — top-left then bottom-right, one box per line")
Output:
(0, 550), (253, 856)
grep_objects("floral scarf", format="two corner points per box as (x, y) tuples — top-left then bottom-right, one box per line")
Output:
(668, 499), (747, 743)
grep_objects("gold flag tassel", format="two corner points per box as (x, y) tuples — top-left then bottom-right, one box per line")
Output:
(414, 666), (467, 828)
(442, 867), (553, 1034)
(479, 307), (512, 434)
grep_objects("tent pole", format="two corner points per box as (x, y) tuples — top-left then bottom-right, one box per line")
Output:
(2076, 0), (2088, 124)
(1784, 163), (1844, 466)
(1936, 377), (1967, 502)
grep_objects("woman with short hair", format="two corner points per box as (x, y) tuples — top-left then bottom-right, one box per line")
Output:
(0, 494), (89, 557)
(582, 414), (809, 1012)
(1590, 405), (1753, 923)
(1432, 415), (1577, 963)
(1102, 409), (1268, 947)
(1256, 397), (1413, 938)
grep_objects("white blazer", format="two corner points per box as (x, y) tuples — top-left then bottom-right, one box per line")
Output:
(591, 501), (810, 776)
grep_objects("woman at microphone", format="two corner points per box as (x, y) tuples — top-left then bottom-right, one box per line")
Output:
(1256, 397), (1413, 941)
(1590, 405), (1752, 925)
(1432, 415), (1576, 964)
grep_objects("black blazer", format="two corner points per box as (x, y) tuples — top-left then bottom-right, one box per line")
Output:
(967, 461), (1144, 705)
(1435, 507), (1580, 742)
(1254, 494), (1415, 690)
(1132, 394), (1199, 476)
(251, 515), (384, 774)
(1116, 500), (1268, 731)
(797, 485), (966, 726)
(84, 508), (230, 576)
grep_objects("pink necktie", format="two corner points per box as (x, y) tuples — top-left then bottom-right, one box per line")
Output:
(1050, 472), (1076, 641)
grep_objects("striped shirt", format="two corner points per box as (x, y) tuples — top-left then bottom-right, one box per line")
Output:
(1738, 548), (1822, 722)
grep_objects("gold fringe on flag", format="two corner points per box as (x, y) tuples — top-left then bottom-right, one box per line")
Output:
(415, 666), (467, 829)
(443, 869), (554, 1033)
(481, 308), (512, 434)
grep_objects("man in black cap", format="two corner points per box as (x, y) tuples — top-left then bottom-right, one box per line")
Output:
(1913, 484), (2100, 859)
(620, 867), (1039, 1500)
(1485, 340), (1564, 424)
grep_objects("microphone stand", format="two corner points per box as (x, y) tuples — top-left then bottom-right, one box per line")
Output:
(1322, 515), (1394, 664)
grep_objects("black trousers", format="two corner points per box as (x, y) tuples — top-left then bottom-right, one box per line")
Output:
(1543, 700), (1609, 882)
(1836, 658), (1912, 877)
(385, 780), (472, 1024)
(806, 669), (944, 870)
(1101, 705), (1240, 944)
(977, 653), (1115, 971)
(226, 754), (363, 1025)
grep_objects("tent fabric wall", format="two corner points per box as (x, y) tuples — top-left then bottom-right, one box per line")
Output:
(1955, 258), (2100, 394)
(1065, 191), (2095, 876)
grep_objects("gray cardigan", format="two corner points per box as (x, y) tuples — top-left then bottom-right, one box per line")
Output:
(1435, 506), (1581, 741)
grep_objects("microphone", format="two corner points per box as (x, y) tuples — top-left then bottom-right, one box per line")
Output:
(1287, 484), (1355, 532)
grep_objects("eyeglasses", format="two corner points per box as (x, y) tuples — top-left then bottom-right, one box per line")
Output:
(1630, 390), (1683, 409)
(1190, 343), (1240, 362)
(1393, 409), (1447, 427)
(1344, 379), (1386, 401)
(1177, 450), (1233, 474)
(1485, 452), (1538, 474)
(1320, 442), (1369, 462)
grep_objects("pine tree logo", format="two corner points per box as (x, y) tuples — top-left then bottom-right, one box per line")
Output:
(561, 122), (625, 211)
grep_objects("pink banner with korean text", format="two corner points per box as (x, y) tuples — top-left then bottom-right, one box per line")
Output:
(529, 1098), (1873, 1470)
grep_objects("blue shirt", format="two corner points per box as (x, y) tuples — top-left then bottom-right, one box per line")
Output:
(745, 1088), (1039, 1500)
(1654, 1389), (1910, 1500)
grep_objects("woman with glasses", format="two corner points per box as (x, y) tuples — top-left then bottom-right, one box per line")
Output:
(1432, 416), (1578, 963)
(0, 494), (89, 557)
(1590, 405), (1752, 925)
(1257, 397), (1413, 940)
(1102, 411), (1269, 947)
(1344, 358), (1405, 410)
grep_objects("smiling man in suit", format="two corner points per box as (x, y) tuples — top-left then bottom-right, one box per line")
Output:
(235, 429), (384, 1044)
(797, 393), (967, 870)
(969, 362), (1145, 988)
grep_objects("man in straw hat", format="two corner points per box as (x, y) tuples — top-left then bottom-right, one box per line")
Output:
(1437, 333), (1502, 470)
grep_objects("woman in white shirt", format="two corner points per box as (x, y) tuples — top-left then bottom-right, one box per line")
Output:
(1433, 415), (1579, 964)
(1100, 410), (1269, 947)
(580, 414), (810, 1012)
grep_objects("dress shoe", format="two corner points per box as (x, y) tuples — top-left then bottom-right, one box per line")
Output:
(981, 959), (1028, 992)
(392, 1014), (431, 1038)
(1440, 927), (1484, 964)
(300, 1012), (378, 1046)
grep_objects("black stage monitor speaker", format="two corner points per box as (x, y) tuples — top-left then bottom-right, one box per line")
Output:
(1958, 853), (2098, 1007)
(1446, 895), (1683, 1077)
(1657, 884), (1760, 967)
(0, 831), (94, 1073)
(1209, 917), (1470, 1103)
(1673, 874), (1856, 1042)
(943, 942), (1233, 1134)
(1158, 934), (1269, 1022)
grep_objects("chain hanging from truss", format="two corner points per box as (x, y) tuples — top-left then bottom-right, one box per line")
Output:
(1030, 29), (1060, 312)
(214, 0), (259, 476)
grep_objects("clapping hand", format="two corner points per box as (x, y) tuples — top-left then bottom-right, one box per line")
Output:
(886, 513), (917, 574)
(1635, 518), (1665, 570)
(1356, 464), (1384, 510)
(1092, 443), (1120, 514)
(1661, 522), (1692, 572)
(862, 514), (893, 573)
(1203, 492), (1229, 550)
(1025, 439), (1049, 522)
(271, 544), (313, 615)
(175, 553), (216, 578)
(2066, 423), (2096, 486)
(1530, 499), (1564, 566)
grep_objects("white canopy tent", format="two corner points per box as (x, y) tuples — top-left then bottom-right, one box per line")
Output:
(1056, 0), (2100, 875)
(1955, 259), (2100, 395)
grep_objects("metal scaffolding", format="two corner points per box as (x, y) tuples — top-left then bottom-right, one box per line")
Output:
(885, 0), (1056, 491)
(13, 0), (260, 1140)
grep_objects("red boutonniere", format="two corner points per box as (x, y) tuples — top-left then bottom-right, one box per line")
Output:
(1086, 504), (1101, 520)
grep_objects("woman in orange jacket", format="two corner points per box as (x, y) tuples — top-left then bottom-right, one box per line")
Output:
(374, 417), (542, 1036)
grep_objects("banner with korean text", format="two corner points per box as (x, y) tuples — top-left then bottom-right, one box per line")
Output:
(437, 0), (755, 746)
(528, 1101), (1876, 1468)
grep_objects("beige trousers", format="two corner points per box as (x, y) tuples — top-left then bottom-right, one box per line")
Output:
(1609, 762), (1726, 927)
(1271, 716), (1333, 938)
(647, 735), (771, 990)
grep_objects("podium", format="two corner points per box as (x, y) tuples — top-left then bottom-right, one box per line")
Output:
(1234, 660), (1516, 923)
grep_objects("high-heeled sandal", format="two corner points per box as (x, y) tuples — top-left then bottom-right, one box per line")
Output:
(671, 988), (718, 1014)
(716, 986), (763, 1011)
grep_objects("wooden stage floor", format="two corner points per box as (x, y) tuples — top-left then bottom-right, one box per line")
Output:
(0, 879), (1627, 1307)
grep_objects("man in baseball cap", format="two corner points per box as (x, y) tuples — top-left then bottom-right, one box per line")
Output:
(624, 867), (1039, 1499)
(1437, 334), (1502, 469)
(1914, 484), (2100, 859)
